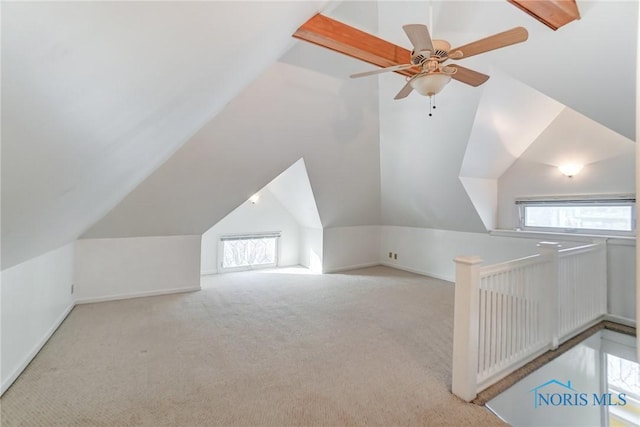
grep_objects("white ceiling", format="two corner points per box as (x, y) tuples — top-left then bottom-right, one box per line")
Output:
(376, 0), (636, 232)
(439, 1), (636, 141)
(457, 67), (634, 230)
(517, 108), (636, 167)
(1, 0), (332, 268)
(460, 68), (565, 180)
(82, 50), (381, 238)
(267, 159), (323, 230)
(2, 0), (637, 269)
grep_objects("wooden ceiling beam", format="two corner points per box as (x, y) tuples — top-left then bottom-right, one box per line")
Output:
(507, 0), (580, 30)
(293, 14), (417, 77)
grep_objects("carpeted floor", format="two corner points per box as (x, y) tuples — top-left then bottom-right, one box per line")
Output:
(1, 266), (505, 426)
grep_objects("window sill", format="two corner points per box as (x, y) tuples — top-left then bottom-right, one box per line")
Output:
(489, 229), (636, 246)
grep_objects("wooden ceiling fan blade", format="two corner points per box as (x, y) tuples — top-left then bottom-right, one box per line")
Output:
(446, 65), (489, 87)
(449, 27), (528, 59)
(394, 81), (414, 99)
(293, 14), (416, 77)
(350, 63), (414, 79)
(402, 24), (434, 54)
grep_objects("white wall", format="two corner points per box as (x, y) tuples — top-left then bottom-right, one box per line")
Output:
(378, 61), (487, 232)
(200, 188), (301, 274)
(74, 235), (201, 303)
(1, 244), (75, 395)
(300, 227), (323, 273)
(637, 0), (640, 351)
(498, 153), (635, 230)
(379, 226), (540, 282)
(322, 226), (380, 273)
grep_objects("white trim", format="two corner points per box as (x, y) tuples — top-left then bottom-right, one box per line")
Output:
(604, 314), (637, 328)
(515, 198), (636, 236)
(323, 262), (380, 274)
(477, 345), (550, 393)
(607, 238), (637, 247)
(219, 263), (278, 274)
(490, 229), (636, 243)
(558, 315), (607, 345)
(200, 269), (218, 276)
(379, 262), (454, 283)
(219, 231), (281, 241)
(515, 193), (635, 203)
(74, 286), (201, 305)
(1, 302), (75, 396)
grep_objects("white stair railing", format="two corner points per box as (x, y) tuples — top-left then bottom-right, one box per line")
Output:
(452, 241), (607, 402)
(557, 242), (607, 341)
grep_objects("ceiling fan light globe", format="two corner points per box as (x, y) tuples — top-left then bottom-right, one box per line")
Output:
(409, 73), (452, 96)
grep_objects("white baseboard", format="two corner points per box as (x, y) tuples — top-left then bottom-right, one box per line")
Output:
(604, 314), (636, 328)
(379, 262), (454, 283)
(200, 269), (218, 276)
(1, 302), (75, 396)
(74, 286), (201, 305)
(323, 262), (381, 274)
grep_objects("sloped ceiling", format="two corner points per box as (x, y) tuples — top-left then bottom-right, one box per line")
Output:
(376, 0), (636, 232)
(495, 105), (635, 230)
(518, 108), (635, 167)
(1, 1), (334, 268)
(2, 0), (637, 268)
(460, 69), (565, 180)
(432, 0), (637, 141)
(498, 151), (635, 230)
(83, 2), (381, 238)
(267, 159), (323, 230)
(459, 70), (564, 229)
(460, 101), (636, 230)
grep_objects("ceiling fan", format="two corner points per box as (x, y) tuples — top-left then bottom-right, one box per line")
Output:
(350, 24), (529, 101)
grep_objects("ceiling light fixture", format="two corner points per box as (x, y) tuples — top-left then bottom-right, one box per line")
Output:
(409, 71), (453, 116)
(558, 164), (583, 177)
(409, 72), (452, 97)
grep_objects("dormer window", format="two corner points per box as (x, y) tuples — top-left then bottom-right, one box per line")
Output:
(516, 195), (635, 236)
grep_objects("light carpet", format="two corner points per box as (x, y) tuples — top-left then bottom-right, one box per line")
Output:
(1, 266), (504, 426)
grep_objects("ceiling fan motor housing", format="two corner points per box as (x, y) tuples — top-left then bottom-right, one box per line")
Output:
(411, 52), (429, 65)
(411, 39), (452, 66)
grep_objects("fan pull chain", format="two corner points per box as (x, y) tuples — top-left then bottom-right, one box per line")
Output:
(428, 95), (437, 117)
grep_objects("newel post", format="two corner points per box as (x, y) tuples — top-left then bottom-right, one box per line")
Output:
(537, 241), (562, 350)
(452, 255), (483, 402)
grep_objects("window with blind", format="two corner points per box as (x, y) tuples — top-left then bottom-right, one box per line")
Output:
(516, 195), (635, 235)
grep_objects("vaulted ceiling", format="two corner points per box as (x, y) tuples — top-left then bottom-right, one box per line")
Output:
(2, 1), (637, 269)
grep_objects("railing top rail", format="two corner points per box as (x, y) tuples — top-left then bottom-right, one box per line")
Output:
(558, 243), (601, 255)
(479, 253), (543, 276)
